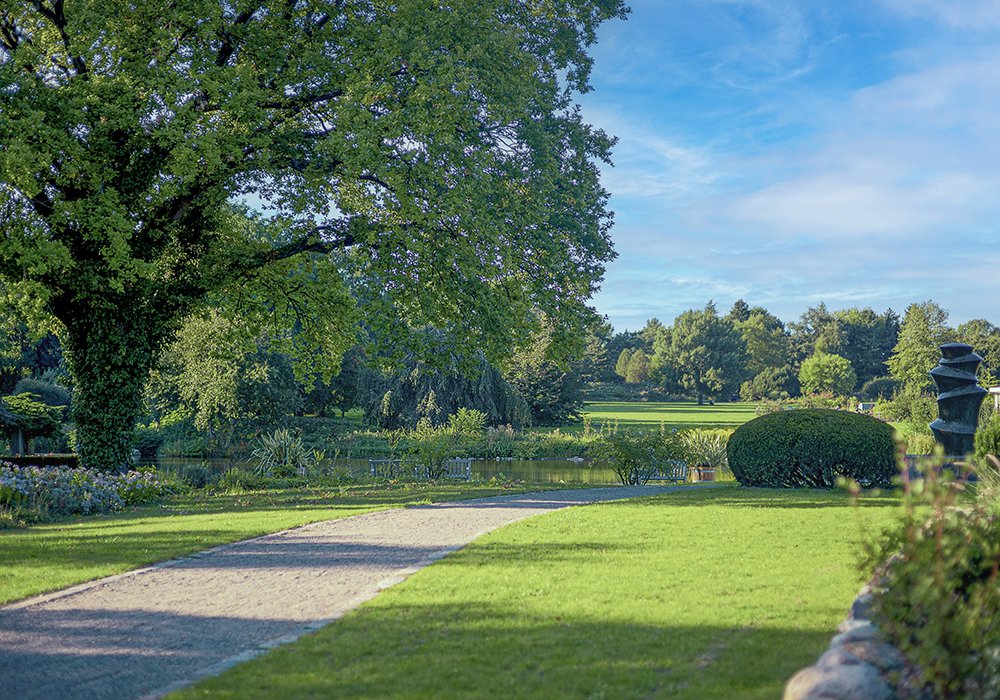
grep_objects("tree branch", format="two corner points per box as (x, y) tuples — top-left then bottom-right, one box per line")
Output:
(215, 6), (260, 68)
(0, 14), (20, 54)
(30, 0), (87, 76)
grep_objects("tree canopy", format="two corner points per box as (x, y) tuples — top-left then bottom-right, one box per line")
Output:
(887, 301), (953, 391)
(798, 352), (857, 396)
(0, 0), (624, 468)
(651, 302), (747, 404)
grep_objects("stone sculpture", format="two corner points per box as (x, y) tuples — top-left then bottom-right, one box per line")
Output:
(929, 342), (987, 456)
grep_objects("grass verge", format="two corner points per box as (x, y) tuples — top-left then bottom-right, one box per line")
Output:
(0, 482), (555, 605)
(175, 486), (897, 700)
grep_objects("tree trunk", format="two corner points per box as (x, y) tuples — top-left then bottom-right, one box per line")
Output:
(63, 308), (162, 472)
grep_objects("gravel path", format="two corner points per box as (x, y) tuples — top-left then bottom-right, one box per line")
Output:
(0, 484), (704, 700)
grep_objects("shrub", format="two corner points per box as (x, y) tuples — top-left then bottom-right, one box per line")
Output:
(251, 429), (325, 478)
(407, 419), (460, 479)
(975, 414), (1000, 465)
(860, 376), (898, 401)
(727, 408), (897, 488)
(178, 464), (216, 489)
(795, 392), (854, 411)
(447, 408), (487, 438)
(590, 429), (686, 485)
(875, 383), (937, 435)
(902, 431), (937, 455)
(482, 425), (516, 459)
(681, 428), (733, 478)
(861, 467), (1000, 699)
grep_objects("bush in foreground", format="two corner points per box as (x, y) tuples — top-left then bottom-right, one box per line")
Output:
(727, 408), (897, 488)
(862, 468), (1000, 699)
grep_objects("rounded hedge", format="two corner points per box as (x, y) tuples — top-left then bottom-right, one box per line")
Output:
(727, 408), (898, 488)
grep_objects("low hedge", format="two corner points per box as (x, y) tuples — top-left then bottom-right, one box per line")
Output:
(727, 408), (897, 488)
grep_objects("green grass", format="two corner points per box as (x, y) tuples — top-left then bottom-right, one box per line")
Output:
(573, 401), (759, 432)
(0, 482), (553, 605)
(177, 486), (898, 699)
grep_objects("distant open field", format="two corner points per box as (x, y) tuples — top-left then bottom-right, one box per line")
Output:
(574, 401), (759, 432)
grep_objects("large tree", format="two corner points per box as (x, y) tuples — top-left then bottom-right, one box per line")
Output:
(887, 301), (953, 391)
(652, 302), (748, 404)
(0, 1), (623, 468)
(735, 307), (789, 377)
(832, 307), (899, 387)
(789, 303), (844, 363)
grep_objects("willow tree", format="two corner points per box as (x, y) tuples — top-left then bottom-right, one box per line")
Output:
(0, 0), (622, 469)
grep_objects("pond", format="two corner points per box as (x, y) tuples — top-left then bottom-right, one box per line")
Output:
(144, 456), (625, 485)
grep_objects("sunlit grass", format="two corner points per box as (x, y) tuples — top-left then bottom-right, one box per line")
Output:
(178, 486), (897, 699)
(0, 482), (553, 605)
(564, 401), (759, 433)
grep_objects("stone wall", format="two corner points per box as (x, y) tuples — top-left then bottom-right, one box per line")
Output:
(783, 584), (931, 700)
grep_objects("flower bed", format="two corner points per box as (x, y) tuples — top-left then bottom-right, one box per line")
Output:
(0, 463), (174, 521)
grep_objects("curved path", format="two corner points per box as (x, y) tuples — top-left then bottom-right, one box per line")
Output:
(0, 484), (703, 700)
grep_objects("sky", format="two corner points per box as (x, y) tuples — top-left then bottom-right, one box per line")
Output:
(577, 0), (1000, 332)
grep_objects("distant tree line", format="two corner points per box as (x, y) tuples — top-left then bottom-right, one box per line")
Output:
(597, 299), (1000, 405)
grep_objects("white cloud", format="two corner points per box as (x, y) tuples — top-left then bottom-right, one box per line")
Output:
(584, 107), (728, 203)
(880, 0), (1000, 30)
(714, 50), (1000, 239)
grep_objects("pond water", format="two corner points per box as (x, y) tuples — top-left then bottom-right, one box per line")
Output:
(145, 456), (624, 485)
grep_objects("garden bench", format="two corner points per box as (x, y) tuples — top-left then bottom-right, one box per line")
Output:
(641, 460), (688, 484)
(369, 457), (473, 480)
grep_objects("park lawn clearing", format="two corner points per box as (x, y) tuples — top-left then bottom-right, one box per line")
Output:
(0, 482), (556, 605)
(578, 401), (758, 432)
(176, 486), (898, 700)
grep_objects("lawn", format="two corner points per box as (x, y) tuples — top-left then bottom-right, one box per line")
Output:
(176, 486), (898, 700)
(0, 482), (552, 605)
(575, 400), (759, 432)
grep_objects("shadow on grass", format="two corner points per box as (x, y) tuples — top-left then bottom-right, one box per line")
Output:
(189, 600), (832, 700)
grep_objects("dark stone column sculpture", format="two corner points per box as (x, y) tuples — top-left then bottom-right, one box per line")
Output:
(929, 342), (987, 456)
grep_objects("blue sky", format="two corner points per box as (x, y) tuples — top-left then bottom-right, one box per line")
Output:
(578, 0), (1000, 331)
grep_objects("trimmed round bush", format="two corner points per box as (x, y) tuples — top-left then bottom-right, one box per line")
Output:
(727, 408), (897, 488)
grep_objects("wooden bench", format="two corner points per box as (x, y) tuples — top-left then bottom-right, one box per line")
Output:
(641, 460), (688, 484)
(369, 457), (473, 480)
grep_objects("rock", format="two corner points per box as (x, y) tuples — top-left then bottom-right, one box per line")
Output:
(849, 591), (875, 621)
(839, 640), (907, 673)
(836, 617), (872, 634)
(831, 622), (880, 646)
(784, 663), (893, 700)
(818, 647), (864, 668)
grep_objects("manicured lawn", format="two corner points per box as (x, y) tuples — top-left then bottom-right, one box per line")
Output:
(0, 482), (552, 605)
(577, 400), (759, 431)
(177, 486), (897, 699)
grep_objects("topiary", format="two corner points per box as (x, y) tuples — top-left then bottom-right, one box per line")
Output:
(727, 408), (898, 488)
